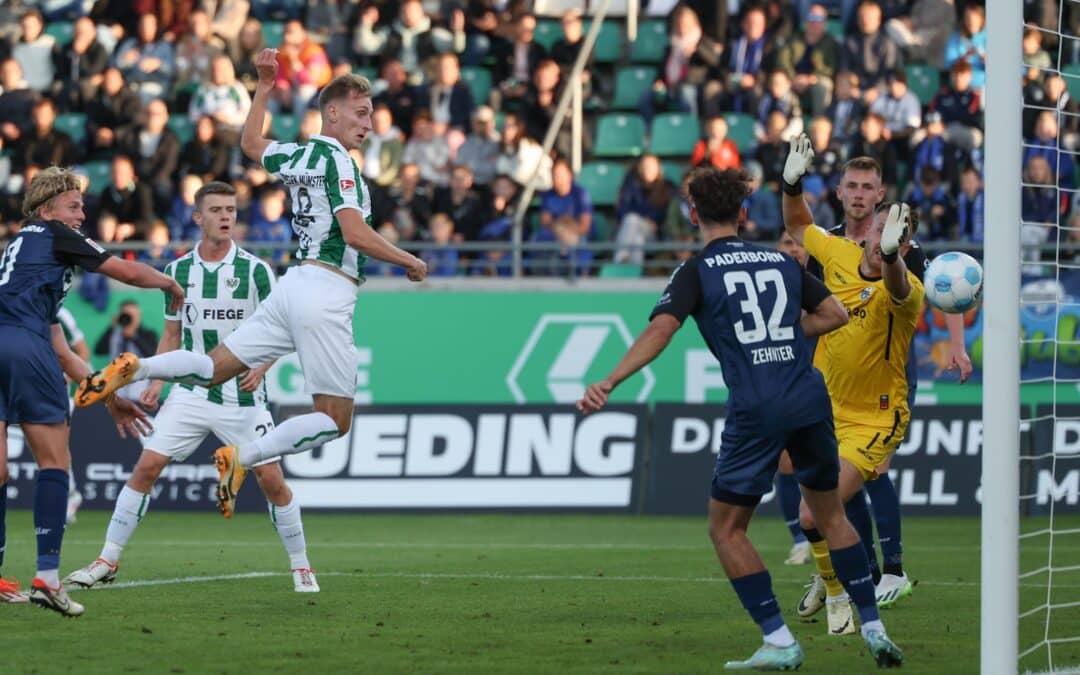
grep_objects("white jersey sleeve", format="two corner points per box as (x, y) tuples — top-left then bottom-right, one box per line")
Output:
(261, 141), (303, 178)
(326, 149), (364, 215)
(163, 259), (180, 321)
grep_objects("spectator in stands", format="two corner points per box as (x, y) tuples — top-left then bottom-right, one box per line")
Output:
(495, 112), (552, 192)
(614, 154), (673, 265)
(0, 59), (37, 147)
(179, 114), (232, 182)
(373, 59), (418, 138)
(806, 115), (844, 193)
(524, 58), (584, 159)
(944, 3), (986, 92)
(13, 9), (54, 93)
(388, 163), (433, 241)
(955, 165), (984, 243)
(94, 300), (160, 401)
(433, 165), (488, 243)
(457, 105), (501, 188)
(51, 16), (109, 111)
(537, 158), (592, 242)
(86, 66), (142, 160)
(362, 104), (404, 189)
(550, 10), (588, 72)
(98, 154), (156, 242)
(541, 215), (593, 278)
(1044, 75), (1079, 151)
(1025, 110), (1076, 189)
(355, 0), (466, 87)
(743, 160), (782, 240)
(175, 9), (221, 90)
(842, 0), (901, 104)
(662, 174), (697, 262)
(756, 70), (804, 139)
(1022, 25), (1052, 85)
(16, 97), (79, 173)
(711, 4), (768, 116)
(491, 13), (547, 112)
(296, 108), (322, 143)
(850, 112), (898, 187)
(884, 0), (956, 69)
(402, 110), (451, 187)
(231, 17), (263, 95)
(911, 111), (961, 190)
(113, 13), (177, 103)
(168, 173), (203, 241)
(205, 0), (249, 56)
(117, 98), (181, 216)
(643, 5), (721, 125)
(304, 0), (353, 65)
(905, 166), (954, 240)
(824, 69), (865, 147)
(691, 115), (741, 170)
(774, 5), (839, 118)
(188, 53), (252, 144)
(868, 69), (921, 162)
(1021, 155), (1057, 271)
(755, 110), (795, 188)
(248, 184), (292, 265)
(139, 221), (174, 270)
(272, 20), (331, 114)
(423, 213), (460, 276)
(931, 59), (983, 151)
(416, 52), (474, 133)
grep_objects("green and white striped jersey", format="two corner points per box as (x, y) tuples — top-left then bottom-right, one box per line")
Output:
(55, 306), (84, 347)
(163, 242), (275, 407)
(261, 134), (371, 282)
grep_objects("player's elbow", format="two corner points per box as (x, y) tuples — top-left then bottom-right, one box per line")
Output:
(820, 296), (849, 332)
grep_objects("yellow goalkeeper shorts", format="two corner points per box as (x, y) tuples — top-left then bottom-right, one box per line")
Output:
(835, 411), (909, 480)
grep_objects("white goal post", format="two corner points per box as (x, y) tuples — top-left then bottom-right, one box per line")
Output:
(982, 2), (1022, 674)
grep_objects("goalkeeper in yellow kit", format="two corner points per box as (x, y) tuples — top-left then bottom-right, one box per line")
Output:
(780, 134), (925, 637)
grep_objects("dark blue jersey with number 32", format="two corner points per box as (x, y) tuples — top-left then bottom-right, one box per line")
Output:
(652, 236), (833, 429)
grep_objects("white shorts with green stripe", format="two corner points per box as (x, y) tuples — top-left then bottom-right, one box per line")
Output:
(223, 264), (360, 399)
(142, 387), (278, 466)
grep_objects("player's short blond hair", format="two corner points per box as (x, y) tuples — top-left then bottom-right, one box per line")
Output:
(22, 166), (83, 217)
(317, 73), (372, 113)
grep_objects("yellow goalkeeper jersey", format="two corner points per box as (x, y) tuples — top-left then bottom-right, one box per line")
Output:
(803, 225), (924, 427)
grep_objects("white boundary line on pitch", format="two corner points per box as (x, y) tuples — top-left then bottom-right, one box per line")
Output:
(85, 570), (1080, 591)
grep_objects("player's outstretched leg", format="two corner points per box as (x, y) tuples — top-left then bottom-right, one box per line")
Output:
(844, 490), (881, 584)
(75, 351), (215, 407)
(865, 475), (912, 608)
(253, 465), (318, 593)
(64, 484), (150, 588)
(776, 455), (810, 565)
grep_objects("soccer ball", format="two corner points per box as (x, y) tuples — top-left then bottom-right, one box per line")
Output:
(924, 252), (984, 314)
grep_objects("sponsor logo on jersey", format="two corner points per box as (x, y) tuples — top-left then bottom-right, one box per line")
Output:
(225, 277), (240, 291)
(860, 286), (874, 301)
(84, 237), (106, 253)
(339, 178), (356, 192)
(203, 308), (246, 321)
(183, 303), (198, 324)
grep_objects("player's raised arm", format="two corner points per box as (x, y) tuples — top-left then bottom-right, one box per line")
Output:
(879, 203), (913, 302)
(780, 134), (816, 244)
(96, 257), (185, 314)
(800, 269), (849, 337)
(240, 48), (278, 163)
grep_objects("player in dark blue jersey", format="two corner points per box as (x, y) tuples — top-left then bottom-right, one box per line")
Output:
(577, 167), (904, 669)
(0, 167), (183, 615)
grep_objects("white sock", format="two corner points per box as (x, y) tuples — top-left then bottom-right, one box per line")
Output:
(100, 485), (150, 565)
(825, 592), (850, 605)
(764, 624), (796, 648)
(861, 620), (886, 638)
(270, 498), (310, 570)
(68, 473), (77, 493)
(37, 569), (59, 587)
(238, 412), (339, 466)
(135, 351), (214, 386)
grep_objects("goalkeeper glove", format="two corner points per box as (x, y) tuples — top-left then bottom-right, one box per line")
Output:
(880, 202), (911, 263)
(781, 133), (814, 194)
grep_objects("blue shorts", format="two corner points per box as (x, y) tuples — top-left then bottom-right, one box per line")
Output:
(0, 326), (69, 425)
(711, 413), (840, 504)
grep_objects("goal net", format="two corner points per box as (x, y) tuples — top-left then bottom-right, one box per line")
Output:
(988, 1), (1080, 673)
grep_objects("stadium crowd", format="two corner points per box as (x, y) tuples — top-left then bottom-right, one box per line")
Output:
(0, 0), (1077, 279)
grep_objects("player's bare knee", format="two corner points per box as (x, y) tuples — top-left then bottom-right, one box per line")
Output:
(252, 464), (292, 505)
(128, 451), (168, 492)
(798, 501), (817, 532)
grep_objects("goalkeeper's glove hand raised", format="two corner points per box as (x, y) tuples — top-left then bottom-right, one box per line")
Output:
(782, 133), (814, 190)
(880, 202), (912, 261)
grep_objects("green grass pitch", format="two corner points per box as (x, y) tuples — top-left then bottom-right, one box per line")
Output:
(0, 511), (1077, 674)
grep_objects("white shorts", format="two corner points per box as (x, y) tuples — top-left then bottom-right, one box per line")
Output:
(142, 387), (278, 466)
(224, 264), (359, 398)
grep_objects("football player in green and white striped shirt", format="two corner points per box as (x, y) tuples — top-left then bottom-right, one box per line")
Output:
(77, 51), (428, 520)
(65, 182), (319, 593)
(55, 306), (90, 524)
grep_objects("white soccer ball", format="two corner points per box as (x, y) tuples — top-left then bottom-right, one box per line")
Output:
(924, 252), (984, 314)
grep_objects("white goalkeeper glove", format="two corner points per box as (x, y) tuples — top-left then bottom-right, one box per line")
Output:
(782, 133), (814, 188)
(880, 202), (911, 261)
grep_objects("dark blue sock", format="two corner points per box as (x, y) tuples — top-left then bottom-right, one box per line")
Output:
(865, 475), (903, 575)
(730, 570), (785, 636)
(830, 543), (880, 626)
(34, 469), (68, 572)
(844, 491), (880, 583)
(776, 473), (806, 544)
(0, 481), (6, 572)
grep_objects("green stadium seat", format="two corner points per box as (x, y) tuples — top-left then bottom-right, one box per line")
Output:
(262, 21), (285, 47)
(612, 67), (654, 110)
(272, 114), (299, 142)
(593, 113), (646, 158)
(45, 21), (74, 45)
(661, 160), (686, 186)
(599, 262), (642, 278)
(826, 18), (845, 41)
(54, 112), (86, 146)
(167, 116), (195, 145)
(534, 20), (564, 52)
(461, 67), (493, 106)
(353, 66), (377, 82)
(590, 211), (611, 240)
(583, 20), (621, 64)
(578, 161), (626, 207)
(81, 161), (112, 194)
(650, 112), (700, 157)
(723, 112), (757, 153)
(1063, 63), (1080, 101)
(905, 64), (940, 105)
(629, 20), (668, 63)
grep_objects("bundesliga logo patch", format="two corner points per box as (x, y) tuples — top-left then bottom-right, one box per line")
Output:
(339, 179), (356, 192)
